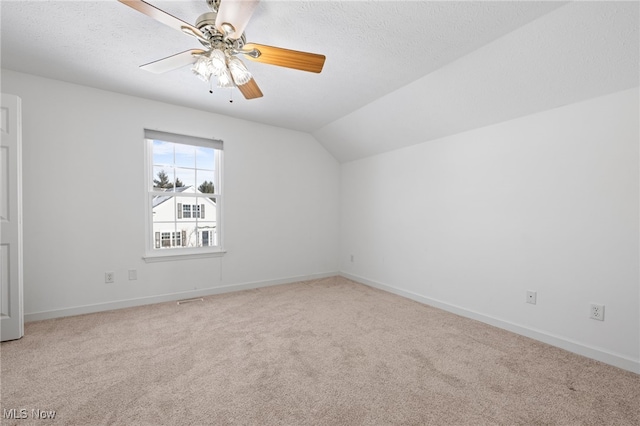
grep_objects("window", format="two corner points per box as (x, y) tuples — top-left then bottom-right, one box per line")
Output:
(144, 129), (223, 260)
(182, 204), (191, 219)
(178, 204), (204, 219)
(156, 231), (184, 248)
(201, 230), (215, 247)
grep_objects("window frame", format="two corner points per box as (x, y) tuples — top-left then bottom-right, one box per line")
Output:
(143, 129), (225, 262)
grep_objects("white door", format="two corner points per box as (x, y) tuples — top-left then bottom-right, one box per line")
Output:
(1, 94), (24, 341)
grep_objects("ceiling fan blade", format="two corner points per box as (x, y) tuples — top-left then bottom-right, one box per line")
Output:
(140, 49), (206, 74)
(118, 0), (208, 43)
(242, 43), (325, 73)
(215, 0), (260, 40)
(237, 78), (263, 99)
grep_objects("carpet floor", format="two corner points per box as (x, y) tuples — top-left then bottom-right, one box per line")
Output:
(1, 276), (639, 425)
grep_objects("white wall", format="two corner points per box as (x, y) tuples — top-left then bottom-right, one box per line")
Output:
(4, 68), (638, 373)
(340, 88), (640, 373)
(1, 69), (339, 318)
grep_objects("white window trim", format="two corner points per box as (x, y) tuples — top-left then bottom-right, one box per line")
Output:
(142, 129), (225, 262)
(143, 249), (226, 263)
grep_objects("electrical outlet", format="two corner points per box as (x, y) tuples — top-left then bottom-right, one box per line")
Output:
(128, 269), (137, 281)
(105, 272), (114, 284)
(590, 303), (605, 321)
(526, 290), (537, 305)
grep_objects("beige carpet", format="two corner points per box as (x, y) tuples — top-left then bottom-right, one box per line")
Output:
(1, 276), (638, 425)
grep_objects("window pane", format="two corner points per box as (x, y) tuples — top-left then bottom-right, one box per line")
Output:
(152, 196), (177, 249)
(175, 144), (196, 168)
(152, 166), (176, 191)
(178, 222), (198, 247)
(152, 140), (175, 167)
(196, 146), (215, 170)
(196, 170), (216, 195)
(175, 167), (195, 189)
(197, 196), (217, 246)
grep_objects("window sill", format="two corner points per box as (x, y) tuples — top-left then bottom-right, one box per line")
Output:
(143, 249), (227, 263)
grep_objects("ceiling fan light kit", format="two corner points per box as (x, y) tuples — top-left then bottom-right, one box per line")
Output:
(227, 57), (253, 86)
(191, 47), (253, 90)
(217, 67), (235, 89)
(118, 0), (326, 100)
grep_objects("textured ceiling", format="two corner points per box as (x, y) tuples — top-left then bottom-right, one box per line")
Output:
(1, 1), (564, 128)
(1, 1), (638, 162)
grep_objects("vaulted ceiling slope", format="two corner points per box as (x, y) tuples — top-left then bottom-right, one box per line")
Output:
(314, 1), (639, 162)
(1, 2), (638, 163)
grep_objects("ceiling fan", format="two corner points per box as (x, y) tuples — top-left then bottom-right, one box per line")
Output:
(118, 0), (326, 100)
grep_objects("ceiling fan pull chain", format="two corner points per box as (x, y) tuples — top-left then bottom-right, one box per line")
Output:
(209, 78), (214, 94)
(229, 89), (234, 103)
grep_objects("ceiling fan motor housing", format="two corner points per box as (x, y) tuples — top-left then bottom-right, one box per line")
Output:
(196, 12), (246, 50)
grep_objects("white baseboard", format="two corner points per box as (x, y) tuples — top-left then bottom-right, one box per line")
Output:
(24, 271), (339, 323)
(340, 272), (640, 375)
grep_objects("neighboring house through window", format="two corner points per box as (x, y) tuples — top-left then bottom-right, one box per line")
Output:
(144, 129), (223, 259)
